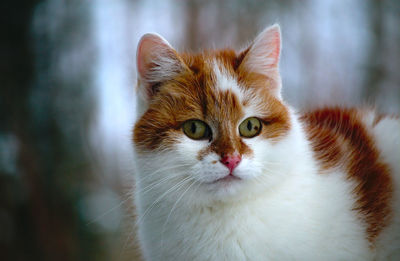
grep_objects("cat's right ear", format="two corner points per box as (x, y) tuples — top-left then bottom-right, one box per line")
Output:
(136, 33), (185, 101)
(238, 24), (282, 98)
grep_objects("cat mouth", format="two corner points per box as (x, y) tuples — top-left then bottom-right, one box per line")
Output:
(212, 174), (241, 184)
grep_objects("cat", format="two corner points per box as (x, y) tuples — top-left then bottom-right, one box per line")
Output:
(132, 24), (400, 260)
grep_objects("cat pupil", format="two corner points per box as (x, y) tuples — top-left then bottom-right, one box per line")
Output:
(191, 122), (197, 133)
(247, 120), (253, 131)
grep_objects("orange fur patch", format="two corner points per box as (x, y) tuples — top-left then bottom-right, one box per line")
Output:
(301, 108), (393, 244)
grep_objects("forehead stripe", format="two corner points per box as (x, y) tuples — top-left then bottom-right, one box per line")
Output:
(212, 59), (244, 100)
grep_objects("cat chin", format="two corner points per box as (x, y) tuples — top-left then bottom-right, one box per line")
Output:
(194, 183), (246, 203)
(188, 175), (265, 204)
(203, 176), (243, 195)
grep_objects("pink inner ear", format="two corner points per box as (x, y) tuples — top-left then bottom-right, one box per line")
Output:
(240, 25), (281, 73)
(269, 31), (281, 67)
(136, 34), (172, 79)
(137, 36), (157, 78)
(136, 41), (147, 77)
(238, 25), (282, 97)
(256, 27), (281, 69)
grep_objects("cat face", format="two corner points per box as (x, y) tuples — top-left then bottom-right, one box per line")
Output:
(134, 25), (293, 202)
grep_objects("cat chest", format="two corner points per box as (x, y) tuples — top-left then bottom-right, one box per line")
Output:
(159, 206), (315, 260)
(155, 198), (371, 261)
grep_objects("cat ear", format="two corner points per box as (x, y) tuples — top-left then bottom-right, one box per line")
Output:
(239, 24), (282, 97)
(136, 33), (185, 100)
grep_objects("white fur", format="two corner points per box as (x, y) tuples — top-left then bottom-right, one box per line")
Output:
(213, 59), (243, 99)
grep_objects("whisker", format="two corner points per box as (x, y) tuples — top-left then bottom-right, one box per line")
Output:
(136, 173), (183, 195)
(85, 196), (131, 226)
(85, 189), (134, 226)
(136, 176), (194, 226)
(138, 163), (192, 182)
(119, 222), (135, 260)
(160, 179), (198, 250)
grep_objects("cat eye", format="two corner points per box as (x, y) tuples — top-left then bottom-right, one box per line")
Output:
(239, 117), (262, 138)
(182, 120), (212, 140)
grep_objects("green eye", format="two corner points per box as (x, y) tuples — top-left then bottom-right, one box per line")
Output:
(239, 117), (262, 138)
(182, 120), (211, 140)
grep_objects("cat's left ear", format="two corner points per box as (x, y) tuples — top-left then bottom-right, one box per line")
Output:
(238, 24), (282, 98)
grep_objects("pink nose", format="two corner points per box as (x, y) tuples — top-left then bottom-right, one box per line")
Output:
(220, 154), (242, 173)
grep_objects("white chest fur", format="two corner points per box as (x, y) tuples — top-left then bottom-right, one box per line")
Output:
(135, 166), (372, 261)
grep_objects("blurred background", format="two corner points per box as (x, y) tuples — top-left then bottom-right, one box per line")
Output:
(1, 0), (399, 260)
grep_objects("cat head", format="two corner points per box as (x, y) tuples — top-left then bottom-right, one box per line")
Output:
(133, 25), (295, 203)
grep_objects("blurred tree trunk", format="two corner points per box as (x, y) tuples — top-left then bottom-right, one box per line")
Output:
(0, 1), (61, 260)
(1, 1), (101, 260)
(184, 0), (201, 51)
(363, 0), (384, 99)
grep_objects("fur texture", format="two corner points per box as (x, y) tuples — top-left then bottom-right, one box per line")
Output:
(132, 24), (400, 260)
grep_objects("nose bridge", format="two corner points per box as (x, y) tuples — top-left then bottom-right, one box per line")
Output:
(208, 88), (245, 158)
(211, 121), (239, 157)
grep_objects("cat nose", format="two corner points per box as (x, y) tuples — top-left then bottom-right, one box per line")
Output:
(220, 154), (242, 173)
